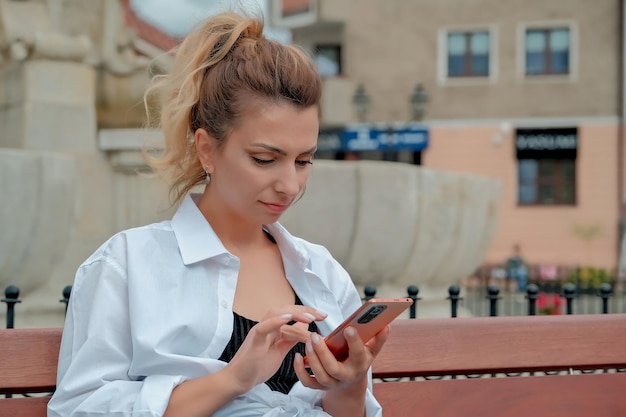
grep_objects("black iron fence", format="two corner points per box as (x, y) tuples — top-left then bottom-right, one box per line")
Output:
(1, 285), (71, 329)
(2, 280), (624, 329)
(360, 282), (623, 318)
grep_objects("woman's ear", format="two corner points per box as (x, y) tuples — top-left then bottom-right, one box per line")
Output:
(195, 128), (215, 174)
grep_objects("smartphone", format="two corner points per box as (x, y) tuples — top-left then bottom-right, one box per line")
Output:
(322, 297), (413, 362)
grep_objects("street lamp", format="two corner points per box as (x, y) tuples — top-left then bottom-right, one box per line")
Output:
(352, 83), (370, 123)
(409, 83), (429, 121)
(409, 83), (429, 164)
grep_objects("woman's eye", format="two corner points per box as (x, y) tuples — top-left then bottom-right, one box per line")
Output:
(296, 160), (313, 167)
(252, 157), (274, 165)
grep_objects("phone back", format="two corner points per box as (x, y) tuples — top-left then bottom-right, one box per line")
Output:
(325, 298), (412, 361)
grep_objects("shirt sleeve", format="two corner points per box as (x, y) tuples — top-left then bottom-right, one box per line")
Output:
(48, 257), (186, 417)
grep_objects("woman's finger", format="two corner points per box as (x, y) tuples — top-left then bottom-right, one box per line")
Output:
(280, 322), (312, 343)
(304, 334), (346, 386)
(364, 325), (390, 358)
(251, 313), (297, 338)
(293, 353), (325, 390)
(341, 326), (367, 365)
(263, 305), (327, 323)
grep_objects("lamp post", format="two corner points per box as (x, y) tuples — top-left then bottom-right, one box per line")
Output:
(409, 83), (429, 121)
(344, 83), (371, 161)
(352, 83), (370, 123)
(409, 84), (429, 164)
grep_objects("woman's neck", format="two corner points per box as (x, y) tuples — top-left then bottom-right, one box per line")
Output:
(196, 192), (266, 255)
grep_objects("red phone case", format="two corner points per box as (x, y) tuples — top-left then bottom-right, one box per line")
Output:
(323, 298), (413, 362)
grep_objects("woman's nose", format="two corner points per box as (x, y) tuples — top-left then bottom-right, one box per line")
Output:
(275, 164), (301, 197)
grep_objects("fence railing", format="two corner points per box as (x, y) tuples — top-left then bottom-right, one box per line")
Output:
(361, 282), (621, 318)
(2, 281), (623, 329)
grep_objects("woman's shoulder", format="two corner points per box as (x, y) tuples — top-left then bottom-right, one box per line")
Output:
(81, 220), (175, 267)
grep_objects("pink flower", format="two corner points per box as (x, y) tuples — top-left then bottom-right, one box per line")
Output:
(537, 293), (562, 315)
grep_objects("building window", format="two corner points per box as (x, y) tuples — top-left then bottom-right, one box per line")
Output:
(525, 27), (570, 75)
(516, 128), (577, 206)
(447, 31), (490, 77)
(518, 159), (576, 205)
(315, 44), (341, 77)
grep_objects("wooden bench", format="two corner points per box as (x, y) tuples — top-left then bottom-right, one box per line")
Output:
(373, 314), (626, 417)
(1, 314), (625, 417)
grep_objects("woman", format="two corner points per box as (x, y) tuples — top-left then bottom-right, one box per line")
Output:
(48, 11), (388, 417)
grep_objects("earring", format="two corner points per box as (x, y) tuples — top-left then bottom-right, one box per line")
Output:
(204, 167), (211, 184)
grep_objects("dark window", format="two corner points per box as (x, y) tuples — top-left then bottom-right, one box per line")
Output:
(447, 31), (490, 77)
(525, 28), (570, 75)
(315, 44), (341, 77)
(518, 158), (576, 205)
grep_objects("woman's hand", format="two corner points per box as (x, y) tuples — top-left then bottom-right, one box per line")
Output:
(293, 325), (390, 416)
(222, 306), (327, 395)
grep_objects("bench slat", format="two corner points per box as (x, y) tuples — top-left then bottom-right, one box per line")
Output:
(0, 396), (50, 417)
(374, 314), (626, 378)
(374, 372), (626, 417)
(0, 328), (62, 393)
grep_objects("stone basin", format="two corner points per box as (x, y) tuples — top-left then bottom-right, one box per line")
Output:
(0, 149), (76, 293)
(279, 160), (502, 294)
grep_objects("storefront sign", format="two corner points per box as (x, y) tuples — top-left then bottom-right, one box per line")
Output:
(319, 124), (429, 152)
(515, 127), (577, 158)
(317, 129), (343, 151)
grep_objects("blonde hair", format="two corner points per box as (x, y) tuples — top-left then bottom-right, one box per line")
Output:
(143, 12), (322, 206)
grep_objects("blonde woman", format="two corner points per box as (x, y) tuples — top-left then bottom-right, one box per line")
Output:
(48, 11), (387, 417)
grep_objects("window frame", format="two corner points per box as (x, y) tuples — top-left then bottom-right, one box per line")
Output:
(517, 20), (578, 82)
(517, 158), (577, 206)
(314, 43), (342, 77)
(438, 25), (498, 86)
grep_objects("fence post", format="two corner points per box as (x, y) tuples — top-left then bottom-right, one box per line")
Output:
(60, 285), (72, 315)
(562, 283), (576, 315)
(598, 283), (612, 314)
(526, 284), (539, 316)
(407, 285), (420, 319)
(2, 285), (21, 329)
(486, 285), (500, 317)
(363, 285), (377, 301)
(447, 285), (461, 318)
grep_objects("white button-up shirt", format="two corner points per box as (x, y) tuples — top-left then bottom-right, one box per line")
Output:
(48, 194), (382, 417)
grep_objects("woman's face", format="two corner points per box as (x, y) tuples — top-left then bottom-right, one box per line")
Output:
(198, 100), (319, 226)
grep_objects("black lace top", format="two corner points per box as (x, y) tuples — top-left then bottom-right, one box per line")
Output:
(218, 296), (319, 394)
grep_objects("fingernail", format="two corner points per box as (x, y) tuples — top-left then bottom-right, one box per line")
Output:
(303, 312), (316, 321)
(281, 313), (293, 320)
(345, 327), (356, 337)
(316, 310), (328, 318)
(294, 353), (302, 364)
(311, 333), (321, 344)
(306, 341), (314, 353)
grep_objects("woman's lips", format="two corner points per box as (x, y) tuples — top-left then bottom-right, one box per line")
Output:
(262, 202), (289, 213)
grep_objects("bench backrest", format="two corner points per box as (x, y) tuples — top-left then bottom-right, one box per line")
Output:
(1, 314), (625, 417)
(0, 327), (62, 417)
(372, 314), (626, 417)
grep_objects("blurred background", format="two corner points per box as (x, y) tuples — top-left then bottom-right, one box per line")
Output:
(1, 0), (625, 325)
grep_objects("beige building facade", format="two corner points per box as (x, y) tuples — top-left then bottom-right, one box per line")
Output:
(271, 0), (626, 272)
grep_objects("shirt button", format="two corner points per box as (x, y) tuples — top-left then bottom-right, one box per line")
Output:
(221, 300), (228, 309)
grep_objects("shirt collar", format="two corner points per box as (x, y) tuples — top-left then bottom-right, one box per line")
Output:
(172, 194), (312, 268)
(171, 194), (229, 265)
(263, 222), (311, 270)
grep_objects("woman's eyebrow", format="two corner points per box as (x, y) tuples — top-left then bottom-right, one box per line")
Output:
(250, 143), (317, 156)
